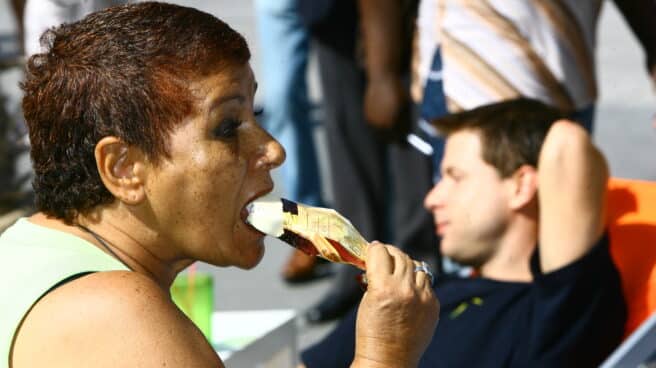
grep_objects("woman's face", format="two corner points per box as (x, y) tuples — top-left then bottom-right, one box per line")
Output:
(143, 63), (285, 269)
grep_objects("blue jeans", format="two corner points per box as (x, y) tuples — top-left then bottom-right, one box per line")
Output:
(254, 0), (323, 206)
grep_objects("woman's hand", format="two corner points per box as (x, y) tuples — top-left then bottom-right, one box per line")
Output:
(352, 242), (440, 368)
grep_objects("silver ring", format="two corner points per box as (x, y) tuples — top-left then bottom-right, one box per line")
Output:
(414, 261), (434, 286)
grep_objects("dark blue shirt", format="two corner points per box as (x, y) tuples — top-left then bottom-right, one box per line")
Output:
(302, 233), (626, 367)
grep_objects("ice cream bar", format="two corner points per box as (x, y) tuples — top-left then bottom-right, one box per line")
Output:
(246, 195), (367, 270)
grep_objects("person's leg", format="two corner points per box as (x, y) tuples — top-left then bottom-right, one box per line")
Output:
(0, 66), (33, 233)
(316, 43), (387, 245)
(306, 38), (388, 323)
(255, 0), (327, 283)
(0, 94), (12, 210)
(254, 0), (322, 206)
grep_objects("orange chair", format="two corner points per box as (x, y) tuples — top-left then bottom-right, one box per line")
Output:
(606, 177), (656, 337)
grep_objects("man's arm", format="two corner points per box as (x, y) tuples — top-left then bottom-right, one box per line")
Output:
(357, 0), (408, 131)
(613, 0), (656, 86)
(537, 120), (609, 273)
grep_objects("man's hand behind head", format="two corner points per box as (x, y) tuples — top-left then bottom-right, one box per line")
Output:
(537, 119), (608, 273)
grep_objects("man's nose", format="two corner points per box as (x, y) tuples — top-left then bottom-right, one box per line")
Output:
(425, 179), (448, 209)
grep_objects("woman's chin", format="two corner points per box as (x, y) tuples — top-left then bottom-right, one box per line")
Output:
(235, 238), (266, 270)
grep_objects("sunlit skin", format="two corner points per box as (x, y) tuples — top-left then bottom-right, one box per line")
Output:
(28, 63), (285, 289)
(9, 3), (439, 364)
(15, 64), (438, 366)
(141, 63), (285, 271)
(13, 59), (436, 367)
(423, 130), (513, 268)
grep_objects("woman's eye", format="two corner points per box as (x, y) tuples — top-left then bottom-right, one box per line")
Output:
(213, 118), (242, 139)
(254, 106), (264, 117)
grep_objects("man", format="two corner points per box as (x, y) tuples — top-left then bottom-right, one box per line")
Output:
(301, 98), (626, 367)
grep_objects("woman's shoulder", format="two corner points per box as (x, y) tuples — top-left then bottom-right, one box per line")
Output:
(28, 270), (173, 323)
(11, 271), (222, 368)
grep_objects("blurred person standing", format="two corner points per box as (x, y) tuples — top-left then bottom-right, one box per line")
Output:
(1, 0), (31, 233)
(253, 0), (327, 283)
(297, 0), (439, 323)
(412, 0), (656, 136)
(7, 0), (25, 55)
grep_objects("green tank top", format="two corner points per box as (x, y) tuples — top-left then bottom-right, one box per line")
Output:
(0, 218), (128, 368)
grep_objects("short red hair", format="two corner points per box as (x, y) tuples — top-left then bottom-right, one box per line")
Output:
(22, 2), (250, 223)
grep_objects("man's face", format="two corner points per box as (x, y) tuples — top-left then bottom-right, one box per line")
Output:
(424, 130), (512, 267)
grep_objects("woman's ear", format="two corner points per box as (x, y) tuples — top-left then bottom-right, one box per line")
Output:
(94, 136), (147, 205)
(508, 164), (538, 210)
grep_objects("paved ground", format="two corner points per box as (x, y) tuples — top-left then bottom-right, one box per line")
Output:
(1, 0), (655, 362)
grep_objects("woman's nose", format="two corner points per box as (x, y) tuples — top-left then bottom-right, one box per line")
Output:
(255, 136), (286, 171)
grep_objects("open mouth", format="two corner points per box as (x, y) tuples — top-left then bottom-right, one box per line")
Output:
(241, 203), (266, 236)
(241, 188), (274, 234)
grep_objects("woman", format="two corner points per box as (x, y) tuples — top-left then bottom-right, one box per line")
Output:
(0, 3), (438, 368)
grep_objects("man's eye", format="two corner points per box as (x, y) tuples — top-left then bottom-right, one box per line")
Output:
(213, 119), (242, 138)
(445, 172), (463, 183)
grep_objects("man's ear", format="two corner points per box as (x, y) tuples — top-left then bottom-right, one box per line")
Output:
(94, 136), (147, 205)
(508, 164), (538, 210)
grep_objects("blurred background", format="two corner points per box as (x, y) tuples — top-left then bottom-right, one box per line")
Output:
(0, 0), (654, 354)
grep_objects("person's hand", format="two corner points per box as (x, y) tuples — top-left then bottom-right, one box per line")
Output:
(352, 242), (439, 368)
(363, 75), (411, 142)
(363, 75), (406, 129)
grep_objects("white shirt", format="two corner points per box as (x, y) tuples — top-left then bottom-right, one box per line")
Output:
(412, 0), (604, 112)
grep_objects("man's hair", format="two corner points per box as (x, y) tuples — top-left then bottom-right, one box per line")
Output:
(432, 98), (566, 177)
(21, 2), (250, 223)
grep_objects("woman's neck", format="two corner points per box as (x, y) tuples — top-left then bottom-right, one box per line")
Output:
(30, 211), (193, 290)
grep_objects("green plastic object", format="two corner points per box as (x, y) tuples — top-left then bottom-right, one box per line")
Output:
(171, 272), (214, 342)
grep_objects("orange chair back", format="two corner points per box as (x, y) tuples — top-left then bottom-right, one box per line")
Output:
(607, 178), (656, 337)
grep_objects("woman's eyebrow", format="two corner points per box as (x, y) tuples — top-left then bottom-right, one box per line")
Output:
(209, 94), (246, 112)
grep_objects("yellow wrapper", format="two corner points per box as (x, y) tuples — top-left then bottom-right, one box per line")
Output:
(282, 202), (368, 269)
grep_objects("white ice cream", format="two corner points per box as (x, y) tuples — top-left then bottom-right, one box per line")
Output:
(246, 194), (284, 237)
